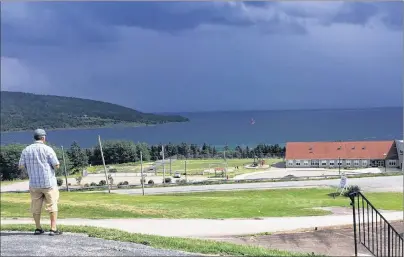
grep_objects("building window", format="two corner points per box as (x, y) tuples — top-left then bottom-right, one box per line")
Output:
(288, 160), (293, 166)
(337, 160), (342, 166)
(303, 160), (309, 166)
(389, 160), (397, 166)
(354, 160), (359, 166)
(295, 160), (301, 166)
(346, 160), (351, 166)
(329, 160), (335, 166)
(321, 160), (327, 166)
(311, 160), (319, 165)
(362, 160), (367, 166)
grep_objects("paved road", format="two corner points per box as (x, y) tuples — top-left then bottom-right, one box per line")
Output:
(110, 175), (403, 195)
(234, 167), (389, 180)
(3, 211), (402, 237)
(0, 231), (194, 256)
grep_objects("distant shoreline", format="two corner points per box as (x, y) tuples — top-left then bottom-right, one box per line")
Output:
(0, 122), (160, 134)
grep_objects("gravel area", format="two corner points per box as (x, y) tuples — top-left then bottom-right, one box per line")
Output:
(0, 231), (195, 256)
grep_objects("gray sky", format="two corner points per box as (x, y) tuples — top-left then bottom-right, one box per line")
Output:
(1, 1), (402, 112)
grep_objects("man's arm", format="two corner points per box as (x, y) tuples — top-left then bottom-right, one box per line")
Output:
(48, 148), (60, 170)
(18, 151), (26, 170)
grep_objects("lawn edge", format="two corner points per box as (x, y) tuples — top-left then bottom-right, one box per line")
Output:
(0, 224), (318, 257)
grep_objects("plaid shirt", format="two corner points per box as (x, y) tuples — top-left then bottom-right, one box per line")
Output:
(19, 141), (60, 188)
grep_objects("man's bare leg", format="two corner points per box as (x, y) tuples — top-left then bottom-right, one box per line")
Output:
(33, 214), (41, 230)
(50, 212), (57, 231)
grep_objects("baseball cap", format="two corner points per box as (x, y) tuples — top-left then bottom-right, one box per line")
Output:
(34, 129), (47, 137)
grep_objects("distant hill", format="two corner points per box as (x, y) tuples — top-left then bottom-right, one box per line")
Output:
(1, 91), (189, 132)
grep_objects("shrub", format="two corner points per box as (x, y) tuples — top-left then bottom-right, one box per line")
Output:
(176, 179), (187, 185)
(343, 185), (361, 197)
(75, 176), (82, 185)
(164, 177), (172, 183)
(90, 182), (97, 187)
(109, 168), (118, 173)
(56, 178), (63, 186)
(98, 180), (106, 186)
(148, 179), (154, 186)
(83, 183), (89, 188)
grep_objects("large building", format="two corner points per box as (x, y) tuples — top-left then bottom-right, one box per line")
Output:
(285, 140), (400, 169)
(395, 140), (403, 169)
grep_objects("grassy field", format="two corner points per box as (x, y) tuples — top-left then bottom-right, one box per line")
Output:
(86, 158), (282, 177)
(0, 224), (315, 256)
(2, 188), (402, 219)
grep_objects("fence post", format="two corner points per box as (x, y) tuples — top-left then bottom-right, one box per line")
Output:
(350, 193), (358, 257)
(61, 146), (69, 192)
(98, 135), (110, 193)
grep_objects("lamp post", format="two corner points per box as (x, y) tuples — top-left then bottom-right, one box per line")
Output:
(383, 153), (387, 173)
(338, 156), (341, 175)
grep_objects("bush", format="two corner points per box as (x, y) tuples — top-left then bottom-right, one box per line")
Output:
(148, 179), (154, 186)
(75, 176), (82, 185)
(98, 180), (106, 186)
(56, 178), (63, 186)
(176, 179), (187, 185)
(83, 183), (89, 188)
(164, 177), (172, 183)
(90, 182), (97, 187)
(343, 185), (361, 197)
(109, 168), (118, 173)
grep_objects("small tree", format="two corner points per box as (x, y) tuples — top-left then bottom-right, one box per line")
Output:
(107, 174), (114, 185)
(75, 176), (82, 185)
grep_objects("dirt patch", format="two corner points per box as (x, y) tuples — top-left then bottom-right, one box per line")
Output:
(209, 221), (404, 256)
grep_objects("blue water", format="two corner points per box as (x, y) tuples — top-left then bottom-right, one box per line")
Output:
(1, 108), (402, 148)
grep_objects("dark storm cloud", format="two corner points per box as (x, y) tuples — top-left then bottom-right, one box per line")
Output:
(1, 1), (402, 112)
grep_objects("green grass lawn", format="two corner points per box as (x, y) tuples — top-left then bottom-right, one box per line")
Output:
(1, 188), (402, 219)
(0, 224), (316, 257)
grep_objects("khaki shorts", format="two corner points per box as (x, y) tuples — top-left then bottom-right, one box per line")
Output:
(29, 187), (59, 214)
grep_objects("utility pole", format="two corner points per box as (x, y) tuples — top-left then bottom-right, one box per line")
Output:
(170, 157), (172, 176)
(338, 156), (341, 175)
(140, 151), (145, 196)
(161, 145), (166, 184)
(61, 146), (69, 192)
(98, 135), (111, 193)
(185, 159), (188, 182)
(223, 150), (228, 179)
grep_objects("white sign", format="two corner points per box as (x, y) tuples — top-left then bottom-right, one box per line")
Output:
(339, 175), (347, 189)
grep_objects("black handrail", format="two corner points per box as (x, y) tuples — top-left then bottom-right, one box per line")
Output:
(350, 191), (403, 257)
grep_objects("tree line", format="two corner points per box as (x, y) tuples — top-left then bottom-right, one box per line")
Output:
(0, 140), (285, 181)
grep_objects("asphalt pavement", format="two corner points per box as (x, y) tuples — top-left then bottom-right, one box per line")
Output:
(110, 175), (403, 195)
(0, 231), (194, 256)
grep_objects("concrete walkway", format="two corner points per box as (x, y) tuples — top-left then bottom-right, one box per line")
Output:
(2, 211), (403, 238)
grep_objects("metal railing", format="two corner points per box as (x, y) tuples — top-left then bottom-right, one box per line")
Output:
(350, 191), (403, 257)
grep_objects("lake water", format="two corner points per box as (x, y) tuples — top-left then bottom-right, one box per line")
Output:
(1, 108), (403, 148)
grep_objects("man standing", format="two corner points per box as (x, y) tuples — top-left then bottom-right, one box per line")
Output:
(19, 129), (63, 236)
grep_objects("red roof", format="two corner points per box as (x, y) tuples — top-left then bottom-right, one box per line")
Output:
(285, 141), (395, 160)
